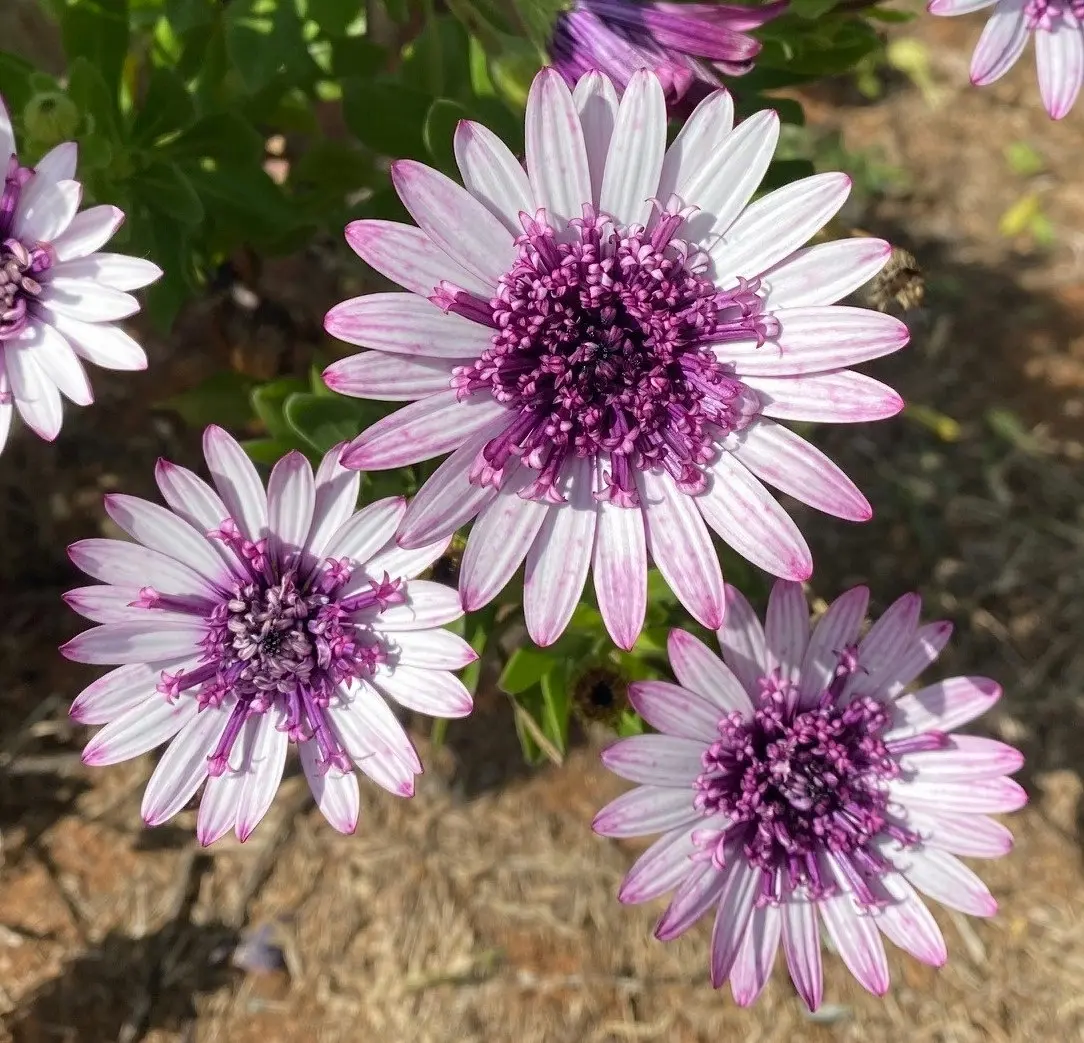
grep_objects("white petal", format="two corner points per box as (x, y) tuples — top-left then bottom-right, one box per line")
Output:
(454, 120), (533, 234)
(657, 89), (735, 205)
(304, 444), (362, 563)
(266, 450), (316, 562)
(323, 495), (406, 564)
(49, 252), (162, 291)
(373, 663), (473, 718)
(46, 310), (148, 370)
(82, 696), (198, 766)
(666, 628), (753, 715)
(717, 584), (770, 695)
(599, 69), (666, 227)
(762, 238), (891, 309)
(40, 280), (140, 323)
(573, 70), (620, 203)
(235, 711), (290, 842)
(49, 205), (125, 262)
(25, 321), (93, 406)
(203, 424), (269, 541)
(299, 742), (360, 834)
(6, 343), (62, 440)
(592, 460), (647, 652)
(797, 585), (869, 703)
(16, 177), (81, 243)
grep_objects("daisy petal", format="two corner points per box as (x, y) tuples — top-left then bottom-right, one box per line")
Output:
(267, 451), (315, 561)
(376, 580), (464, 631)
(874, 871), (947, 967)
(745, 370), (904, 424)
(390, 628), (478, 671)
(593, 783), (701, 838)
(47, 311), (148, 370)
(28, 322), (93, 406)
(35, 142), (78, 182)
(656, 860), (729, 941)
(374, 664), (473, 717)
(599, 69), (667, 227)
(344, 220), (492, 298)
(82, 697), (198, 767)
(573, 70), (620, 202)
(524, 456), (597, 646)
(717, 585), (769, 695)
(299, 743), (361, 834)
(592, 470), (647, 651)
(525, 68), (592, 230)
(390, 159), (513, 287)
(340, 390), (507, 471)
(454, 119), (534, 234)
(49, 205), (125, 262)
(818, 885), (890, 995)
(888, 676), (1002, 738)
(710, 172), (851, 286)
(325, 352), (461, 401)
(638, 467), (725, 630)
(304, 445), (362, 563)
(324, 292), (492, 358)
(141, 704), (230, 826)
(324, 496), (406, 564)
(70, 663), (170, 725)
(666, 628), (753, 714)
(40, 280), (139, 322)
(61, 619), (206, 665)
(730, 905), (782, 1007)
(886, 844), (998, 917)
(235, 713), (290, 842)
(782, 897), (823, 1012)
(51, 252), (162, 291)
(628, 680), (722, 741)
(67, 538), (219, 601)
(6, 344), (62, 440)
(1036, 13), (1084, 119)
(618, 822), (700, 904)
(197, 770), (242, 846)
(762, 238), (892, 309)
(731, 421), (871, 522)
(657, 89), (735, 205)
(601, 734), (705, 786)
(970, 0), (1029, 85)
(798, 585), (870, 703)
(764, 580), (809, 681)
(16, 177), (81, 243)
(710, 859), (760, 988)
(699, 451), (812, 580)
(203, 424), (268, 541)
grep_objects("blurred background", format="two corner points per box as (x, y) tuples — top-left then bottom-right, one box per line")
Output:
(1, 1), (1083, 1040)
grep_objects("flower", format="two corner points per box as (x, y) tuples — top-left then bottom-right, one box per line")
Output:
(0, 97), (160, 454)
(325, 69), (908, 651)
(592, 580), (1025, 1009)
(548, 0), (788, 111)
(62, 427), (476, 844)
(930, 0), (1084, 119)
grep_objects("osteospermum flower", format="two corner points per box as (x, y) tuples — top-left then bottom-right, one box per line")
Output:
(62, 427), (475, 843)
(325, 69), (908, 650)
(931, 0), (1084, 118)
(593, 580), (1025, 1008)
(548, 0), (788, 110)
(0, 98), (160, 454)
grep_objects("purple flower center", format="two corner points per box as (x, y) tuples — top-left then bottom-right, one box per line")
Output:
(0, 159), (52, 341)
(148, 519), (406, 778)
(1025, 0), (1084, 29)
(692, 650), (941, 907)
(436, 203), (769, 506)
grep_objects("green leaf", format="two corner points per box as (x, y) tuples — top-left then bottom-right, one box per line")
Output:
(423, 98), (470, 174)
(130, 65), (195, 143)
(61, 0), (130, 97)
(283, 393), (367, 452)
(132, 162), (204, 225)
(401, 15), (472, 99)
(241, 436), (298, 465)
(509, 0), (567, 52)
(498, 646), (558, 696)
(0, 51), (40, 117)
(185, 162), (298, 234)
(342, 76), (432, 159)
(166, 0), (216, 32)
(224, 0), (310, 94)
(290, 139), (375, 214)
(789, 0), (839, 18)
(329, 35), (387, 79)
(306, 0), (359, 37)
(164, 112), (265, 164)
(540, 667), (571, 754)
(615, 709), (646, 738)
(163, 371), (255, 429)
(67, 56), (122, 144)
(251, 378), (308, 440)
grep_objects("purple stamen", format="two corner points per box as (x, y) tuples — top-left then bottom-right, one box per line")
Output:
(1024, 0), (1084, 29)
(693, 655), (909, 907)
(451, 202), (766, 506)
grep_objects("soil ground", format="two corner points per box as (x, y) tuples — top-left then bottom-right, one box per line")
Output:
(2, 6), (1084, 1042)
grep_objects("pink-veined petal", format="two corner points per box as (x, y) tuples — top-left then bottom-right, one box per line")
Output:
(599, 69), (667, 227)
(299, 741), (361, 834)
(744, 370), (904, 424)
(203, 424), (268, 542)
(454, 119), (534, 234)
(593, 783), (701, 838)
(628, 680), (722, 741)
(666, 628), (753, 715)
(573, 71), (620, 202)
(762, 238), (892, 309)
(717, 585), (769, 696)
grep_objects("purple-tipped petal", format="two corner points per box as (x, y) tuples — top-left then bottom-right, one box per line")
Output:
(142, 703), (231, 826)
(655, 860), (729, 940)
(709, 858), (760, 988)
(6, 344), (62, 441)
(326, 353), (462, 402)
(762, 238), (892, 310)
(782, 897), (823, 1012)
(1036, 14), (1084, 118)
(716, 585), (769, 696)
(344, 219), (492, 298)
(818, 884), (890, 996)
(203, 425), (268, 543)
(731, 420), (872, 523)
(235, 711), (290, 842)
(884, 843), (998, 917)
(197, 770), (242, 847)
(524, 456), (597, 646)
(390, 628), (479, 671)
(905, 809), (1014, 859)
(628, 680), (721, 741)
(666, 628), (753, 715)
(618, 822), (700, 904)
(61, 619), (206, 665)
(70, 663), (170, 725)
(599, 69), (667, 227)
(323, 496), (406, 565)
(970, 0), (1030, 84)
(68, 538), (219, 601)
(657, 89), (736, 208)
(390, 159), (513, 288)
(325, 292), (492, 358)
(638, 467), (725, 630)
(764, 580), (809, 681)
(745, 370), (904, 424)
(525, 68), (592, 230)
(304, 445), (362, 564)
(374, 664), (473, 718)
(895, 734), (1024, 780)
(797, 585), (869, 703)
(299, 741), (360, 834)
(454, 119), (534, 234)
(592, 479), (648, 651)
(698, 452), (812, 581)
(730, 905), (782, 1007)
(460, 475), (548, 612)
(593, 783), (702, 838)
(341, 390), (506, 471)
(375, 580), (464, 631)
(601, 734), (705, 786)
(573, 71), (620, 202)
(880, 621), (954, 698)
(891, 776), (1027, 815)
(82, 697), (198, 767)
(888, 676), (1002, 738)
(710, 172), (851, 286)
(64, 584), (146, 625)
(50, 205), (124, 262)
(874, 871), (947, 967)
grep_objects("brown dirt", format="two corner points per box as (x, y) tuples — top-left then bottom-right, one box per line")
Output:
(3, 7), (1084, 1043)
